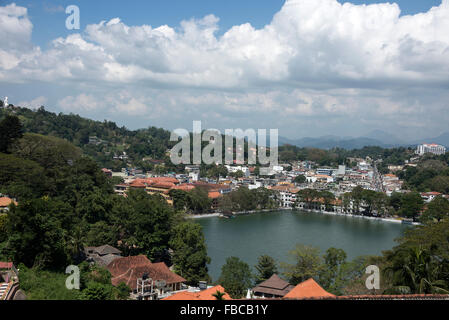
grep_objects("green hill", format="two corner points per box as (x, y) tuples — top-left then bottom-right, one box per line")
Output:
(0, 106), (174, 170)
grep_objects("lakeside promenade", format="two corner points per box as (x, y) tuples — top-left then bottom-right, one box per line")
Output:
(187, 208), (421, 225)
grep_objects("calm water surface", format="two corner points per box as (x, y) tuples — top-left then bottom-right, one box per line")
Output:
(196, 210), (410, 281)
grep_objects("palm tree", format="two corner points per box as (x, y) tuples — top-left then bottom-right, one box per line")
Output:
(386, 247), (449, 294)
(212, 290), (226, 300)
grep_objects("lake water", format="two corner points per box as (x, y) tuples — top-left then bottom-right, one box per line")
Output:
(196, 210), (410, 281)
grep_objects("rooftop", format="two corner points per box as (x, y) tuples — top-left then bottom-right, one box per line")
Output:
(163, 285), (232, 300)
(252, 274), (294, 297)
(107, 255), (186, 291)
(283, 278), (335, 299)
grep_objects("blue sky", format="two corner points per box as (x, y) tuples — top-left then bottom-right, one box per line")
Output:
(1, 0), (449, 140)
(9, 0), (443, 48)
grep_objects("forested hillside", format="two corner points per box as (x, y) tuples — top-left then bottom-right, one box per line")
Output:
(0, 106), (175, 170)
(0, 113), (210, 299)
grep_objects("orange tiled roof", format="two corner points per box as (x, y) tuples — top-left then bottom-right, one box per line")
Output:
(283, 278), (335, 299)
(208, 191), (222, 199)
(172, 184), (196, 191)
(149, 182), (176, 189)
(163, 285), (232, 300)
(0, 197), (17, 207)
(0, 261), (13, 269)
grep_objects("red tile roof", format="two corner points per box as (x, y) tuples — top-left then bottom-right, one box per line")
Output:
(283, 279), (335, 299)
(0, 197), (17, 207)
(171, 184), (196, 191)
(208, 191), (222, 199)
(107, 255), (185, 291)
(163, 285), (232, 300)
(0, 262), (13, 269)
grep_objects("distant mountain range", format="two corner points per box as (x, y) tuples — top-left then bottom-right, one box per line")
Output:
(279, 130), (449, 150)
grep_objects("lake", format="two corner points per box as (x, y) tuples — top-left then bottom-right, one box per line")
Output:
(196, 210), (410, 281)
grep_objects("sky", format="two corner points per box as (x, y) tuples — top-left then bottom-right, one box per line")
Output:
(0, 0), (448, 140)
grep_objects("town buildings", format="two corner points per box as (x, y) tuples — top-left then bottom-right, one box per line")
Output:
(416, 143), (447, 156)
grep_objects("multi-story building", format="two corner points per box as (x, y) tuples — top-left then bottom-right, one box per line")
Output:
(416, 143), (446, 156)
(270, 185), (300, 208)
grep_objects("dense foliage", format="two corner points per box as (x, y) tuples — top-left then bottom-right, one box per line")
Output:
(218, 256), (253, 299)
(0, 106), (175, 170)
(218, 187), (279, 212)
(0, 115), (210, 299)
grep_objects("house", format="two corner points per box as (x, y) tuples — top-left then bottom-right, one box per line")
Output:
(101, 168), (113, 177)
(106, 255), (186, 299)
(283, 278), (335, 299)
(208, 191), (222, 210)
(84, 244), (122, 267)
(252, 274), (294, 299)
(421, 192), (442, 203)
(0, 197), (17, 212)
(0, 262), (20, 300)
(162, 285), (231, 300)
(270, 185), (300, 208)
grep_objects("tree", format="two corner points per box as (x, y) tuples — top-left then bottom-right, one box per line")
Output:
(0, 153), (46, 200)
(123, 191), (174, 261)
(116, 282), (131, 300)
(0, 214), (8, 242)
(12, 133), (82, 170)
(212, 290), (226, 300)
(206, 165), (228, 180)
(319, 248), (347, 294)
(255, 255), (278, 284)
(0, 115), (23, 153)
(421, 196), (449, 223)
(398, 192), (424, 220)
(169, 222), (211, 286)
(384, 247), (449, 294)
(297, 189), (319, 209)
(230, 170), (244, 178)
(281, 244), (323, 285)
(80, 282), (115, 300)
(5, 198), (75, 269)
(293, 175), (306, 184)
(169, 189), (190, 213)
(218, 257), (253, 299)
(187, 187), (212, 213)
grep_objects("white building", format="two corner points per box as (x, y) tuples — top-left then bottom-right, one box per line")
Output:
(225, 165), (249, 175)
(188, 171), (199, 182)
(271, 186), (299, 208)
(416, 143), (446, 156)
(336, 165), (346, 176)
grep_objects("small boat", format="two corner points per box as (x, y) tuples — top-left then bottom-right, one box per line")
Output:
(219, 211), (234, 219)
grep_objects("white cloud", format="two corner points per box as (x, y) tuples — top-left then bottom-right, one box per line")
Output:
(1, 0), (449, 138)
(17, 96), (47, 109)
(58, 94), (101, 112)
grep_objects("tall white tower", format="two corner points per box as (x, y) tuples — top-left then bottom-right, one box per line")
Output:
(3, 97), (8, 107)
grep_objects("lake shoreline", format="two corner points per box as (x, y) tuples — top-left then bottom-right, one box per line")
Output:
(187, 208), (421, 225)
